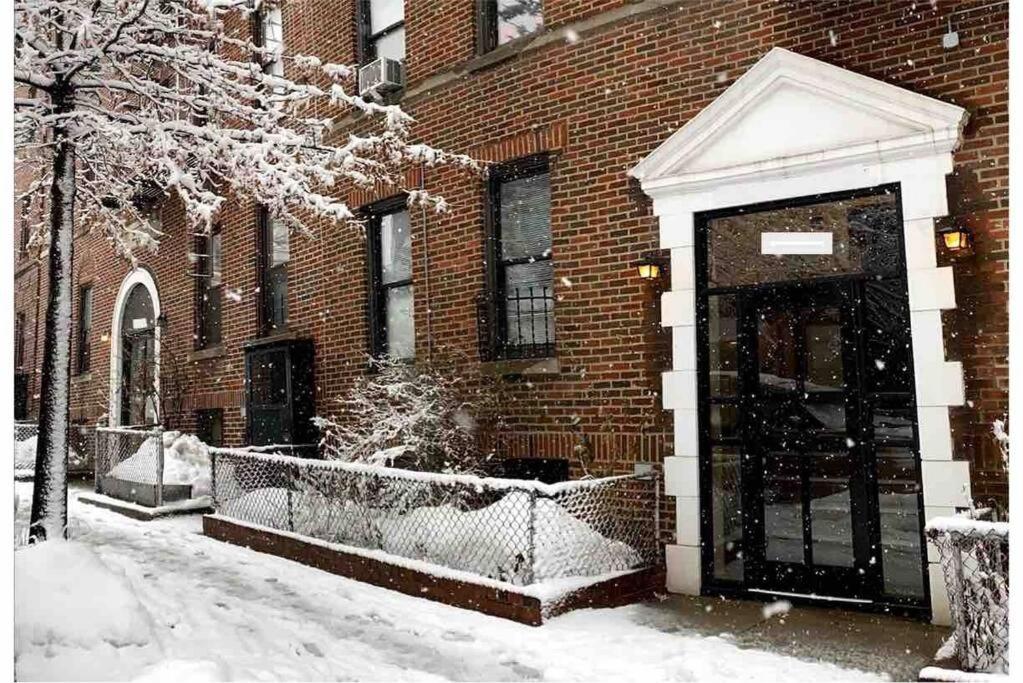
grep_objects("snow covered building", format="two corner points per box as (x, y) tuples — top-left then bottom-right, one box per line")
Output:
(13, 1), (1007, 624)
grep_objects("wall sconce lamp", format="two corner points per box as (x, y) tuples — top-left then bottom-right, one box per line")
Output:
(635, 251), (668, 281)
(156, 313), (169, 329)
(938, 225), (973, 254)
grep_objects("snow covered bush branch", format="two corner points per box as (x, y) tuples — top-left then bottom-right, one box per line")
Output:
(315, 355), (502, 475)
(992, 417), (1008, 472)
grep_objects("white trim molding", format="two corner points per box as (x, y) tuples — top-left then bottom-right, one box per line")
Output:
(108, 268), (162, 427)
(630, 47), (971, 625)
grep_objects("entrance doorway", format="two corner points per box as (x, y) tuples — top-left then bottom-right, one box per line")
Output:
(697, 187), (928, 610)
(118, 283), (158, 426)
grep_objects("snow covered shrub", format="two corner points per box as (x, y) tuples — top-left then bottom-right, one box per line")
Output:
(316, 354), (500, 473)
(992, 417), (1009, 472)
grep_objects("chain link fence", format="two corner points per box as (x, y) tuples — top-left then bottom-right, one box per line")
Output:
(15, 421), (95, 477)
(14, 421), (38, 476)
(95, 426), (171, 507)
(926, 518), (1009, 674)
(211, 448), (659, 586)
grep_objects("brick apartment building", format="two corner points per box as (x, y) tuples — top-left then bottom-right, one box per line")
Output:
(13, 1), (1008, 623)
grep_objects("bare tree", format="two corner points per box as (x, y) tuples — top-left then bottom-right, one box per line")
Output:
(15, 0), (469, 540)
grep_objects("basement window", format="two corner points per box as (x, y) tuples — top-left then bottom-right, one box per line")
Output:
(195, 408), (224, 447)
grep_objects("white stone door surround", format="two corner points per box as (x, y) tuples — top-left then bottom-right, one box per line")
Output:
(629, 47), (971, 624)
(108, 268), (162, 427)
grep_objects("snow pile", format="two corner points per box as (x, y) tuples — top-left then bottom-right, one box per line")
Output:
(15, 436), (37, 470)
(222, 487), (642, 584)
(381, 493), (642, 582)
(15, 540), (158, 679)
(15, 435), (85, 472)
(108, 431), (211, 496)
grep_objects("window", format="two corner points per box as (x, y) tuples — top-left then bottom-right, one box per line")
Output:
(477, 0), (543, 54)
(367, 199), (415, 358)
(76, 285), (93, 374)
(481, 156), (554, 360)
(259, 208), (289, 334)
(358, 0), (405, 63)
(15, 312), (25, 370)
(259, 3), (284, 78)
(195, 409), (224, 447)
(18, 197), (31, 251)
(195, 227), (223, 348)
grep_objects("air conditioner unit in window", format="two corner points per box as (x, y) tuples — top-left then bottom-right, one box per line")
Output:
(358, 57), (405, 99)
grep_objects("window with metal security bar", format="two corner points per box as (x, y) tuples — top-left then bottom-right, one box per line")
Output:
(479, 155), (555, 361)
(76, 285), (93, 374)
(366, 197), (415, 359)
(477, 0), (544, 55)
(258, 207), (289, 335)
(357, 0), (405, 64)
(194, 227), (222, 349)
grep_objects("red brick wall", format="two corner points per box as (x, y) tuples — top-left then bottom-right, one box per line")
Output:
(13, 1), (1009, 520)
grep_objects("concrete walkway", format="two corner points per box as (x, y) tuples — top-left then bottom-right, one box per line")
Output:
(633, 593), (950, 681)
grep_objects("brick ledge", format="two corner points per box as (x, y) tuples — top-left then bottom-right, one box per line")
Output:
(203, 514), (659, 625)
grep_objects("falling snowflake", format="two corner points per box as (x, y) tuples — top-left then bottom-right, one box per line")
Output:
(874, 359), (886, 370)
(761, 600), (792, 619)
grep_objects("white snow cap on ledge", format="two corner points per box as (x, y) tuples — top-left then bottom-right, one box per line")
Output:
(629, 47), (969, 192)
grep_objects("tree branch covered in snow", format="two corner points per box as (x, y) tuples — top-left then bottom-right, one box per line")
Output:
(15, 0), (472, 256)
(315, 355), (503, 475)
(16, 0), (472, 540)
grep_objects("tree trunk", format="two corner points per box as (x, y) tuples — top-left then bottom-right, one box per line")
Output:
(30, 107), (76, 542)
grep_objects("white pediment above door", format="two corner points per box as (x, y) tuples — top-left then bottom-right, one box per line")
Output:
(630, 48), (968, 192)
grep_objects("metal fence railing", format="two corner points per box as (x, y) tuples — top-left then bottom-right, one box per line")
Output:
(95, 426), (168, 507)
(211, 448), (659, 586)
(14, 421), (38, 475)
(15, 421), (96, 476)
(926, 517), (1009, 674)
(14, 421), (37, 444)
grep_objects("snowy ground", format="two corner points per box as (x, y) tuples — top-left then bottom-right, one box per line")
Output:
(14, 482), (885, 682)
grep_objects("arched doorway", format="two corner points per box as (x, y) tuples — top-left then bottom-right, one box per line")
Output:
(109, 269), (161, 427)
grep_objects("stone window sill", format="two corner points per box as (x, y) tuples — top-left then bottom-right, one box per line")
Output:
(480, 357), (559, 377)
(190, 345), (226, 362)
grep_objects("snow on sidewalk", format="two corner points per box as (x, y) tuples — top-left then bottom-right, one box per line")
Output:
(14, 482), (884, 682)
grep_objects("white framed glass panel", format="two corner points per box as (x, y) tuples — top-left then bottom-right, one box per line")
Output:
(385, 284), (415, 359)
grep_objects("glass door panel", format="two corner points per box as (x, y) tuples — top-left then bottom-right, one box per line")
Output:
(808, 450), (855, 568)
(763, 453), (804, 564)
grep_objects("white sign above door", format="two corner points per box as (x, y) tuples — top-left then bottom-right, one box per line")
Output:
(760, 231), (833, 255)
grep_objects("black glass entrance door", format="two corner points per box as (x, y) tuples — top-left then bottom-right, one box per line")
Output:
(743, 282), (875, 599)
(697, 186), (929, 611)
